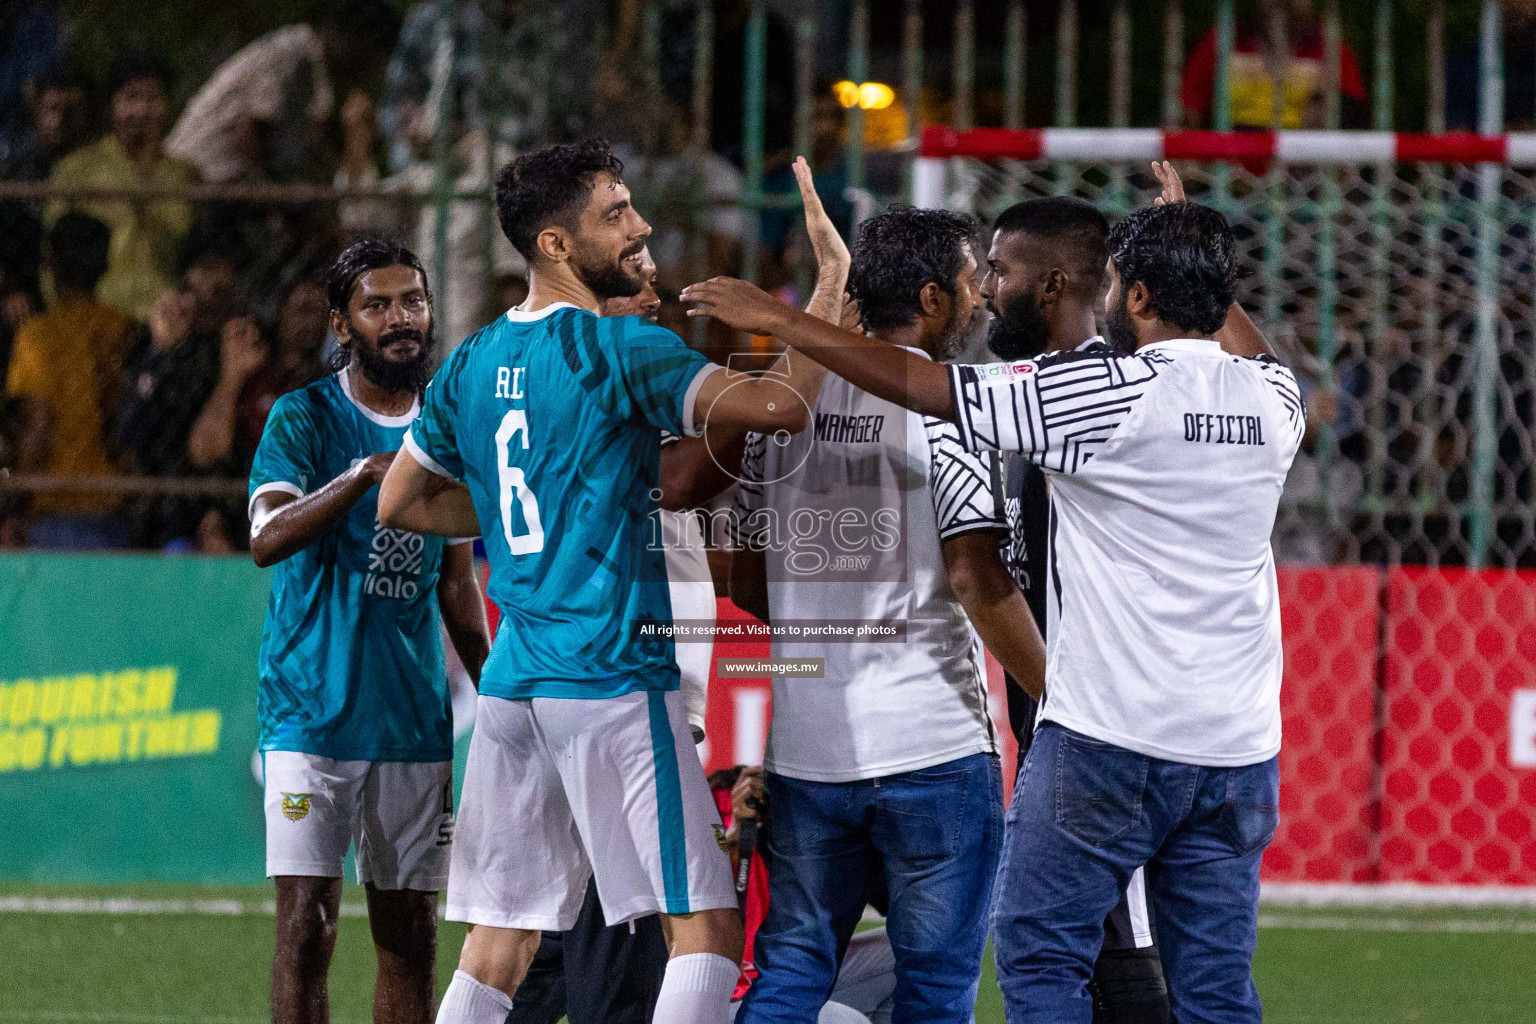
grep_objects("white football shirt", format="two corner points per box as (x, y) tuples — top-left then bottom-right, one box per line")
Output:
(949, 339), (1303, 767)
(737, 350), (1002, 783)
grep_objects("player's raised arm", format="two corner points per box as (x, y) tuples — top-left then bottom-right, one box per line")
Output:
(682, 278), (955, 421)
(660, 157), (849, 506)
(683, 157), (852, 436)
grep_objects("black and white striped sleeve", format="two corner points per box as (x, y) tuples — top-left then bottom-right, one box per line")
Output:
(947, 350), (1165, 472)
(1253, 357), (1306, 449)
(925, 417), (1007, 541)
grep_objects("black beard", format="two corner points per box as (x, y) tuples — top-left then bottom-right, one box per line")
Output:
(986, 295), (1052, 361)
(353, 326), (433, 394)
(1103, 292), (1139, 356)
(574, 248), (644, 301)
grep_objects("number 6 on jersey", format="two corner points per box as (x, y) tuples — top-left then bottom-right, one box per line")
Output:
(495, 409), (544, 554)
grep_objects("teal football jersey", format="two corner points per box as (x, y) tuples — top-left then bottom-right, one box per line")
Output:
(405, 302), (717, 700)
(249, 370), (455, 762)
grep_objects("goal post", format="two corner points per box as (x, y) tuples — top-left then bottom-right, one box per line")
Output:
(910, 125), (1536, 575)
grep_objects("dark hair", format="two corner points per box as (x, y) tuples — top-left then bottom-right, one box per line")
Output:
(177, 218), (245, 279)
(847, 206), (977, 332)
(48, 213), (111, 294)
(1107, 201), (1236, 335)
(494, 138), (626, 261)
(37, 64), (89, 97)
(326, 238), (432, 314)
(108, 50), (172, 98)
(993, 196), (1109, 292)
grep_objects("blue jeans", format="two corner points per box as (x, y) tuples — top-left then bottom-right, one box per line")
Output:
(740, 753), (1003, 1024)
(993, 725), (1279, 1024)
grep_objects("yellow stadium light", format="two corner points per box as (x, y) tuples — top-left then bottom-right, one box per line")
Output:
(833, 80), (895, 111)
(857, 82), (895, 110)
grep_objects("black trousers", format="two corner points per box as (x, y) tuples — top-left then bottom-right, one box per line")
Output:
(507, 877), (669, 1024)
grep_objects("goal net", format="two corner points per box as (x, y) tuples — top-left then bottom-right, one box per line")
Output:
(914, 127), (1536, 574)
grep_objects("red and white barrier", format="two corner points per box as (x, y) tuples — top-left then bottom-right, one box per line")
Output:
(912, 125), (1536, 208)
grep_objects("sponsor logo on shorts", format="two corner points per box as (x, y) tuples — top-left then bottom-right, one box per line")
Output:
(281, 793), (312, 821)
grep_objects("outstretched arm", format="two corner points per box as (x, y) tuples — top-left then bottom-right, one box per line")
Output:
(682, 279), (955, 421)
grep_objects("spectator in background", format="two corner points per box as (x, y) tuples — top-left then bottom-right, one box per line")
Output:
(115, 231), (242, 548)
(188, 278), (329, 474)
(0, 1), (67, 171)
(46, 53), (198, 323)
(5, 213), (131, 549)
(166, 4), (400, 185)
(1181, 0), (1367, 130)
(0, 223), (43, 390)
(2, 67), (90, 182)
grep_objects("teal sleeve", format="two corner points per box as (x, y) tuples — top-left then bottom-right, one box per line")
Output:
(574, 314), (715, 436)
(408, 347), (466, 479)
(249, 392), (318, 507)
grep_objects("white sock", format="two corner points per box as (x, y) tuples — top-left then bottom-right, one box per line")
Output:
(435, 969), (513, 1024)
(653, 952), (741, 1024)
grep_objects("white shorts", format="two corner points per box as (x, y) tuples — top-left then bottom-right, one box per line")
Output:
(263, 751), (453, 890)
(448, 689), (736, 930)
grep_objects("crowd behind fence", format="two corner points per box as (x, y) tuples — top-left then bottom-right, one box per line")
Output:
(0, 0), (1532, 567)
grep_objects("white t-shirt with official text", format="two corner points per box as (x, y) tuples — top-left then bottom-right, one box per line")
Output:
(949, 339), (1303, 767)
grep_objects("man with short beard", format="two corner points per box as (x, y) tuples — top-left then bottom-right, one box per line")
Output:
(730, 206), (1019, 1024)
(246, 239), (493, 1024)
(682, 163), (1301, 1024)
(974, 197), (1173, 1024)
(376, 139), (844, 1024)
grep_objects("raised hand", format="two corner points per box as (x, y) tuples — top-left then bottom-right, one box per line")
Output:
(793, 155), (850, 272)
(219, 315), (267, 383)
(1151, 160), (1186, 206)
(681, 277), (787, 336)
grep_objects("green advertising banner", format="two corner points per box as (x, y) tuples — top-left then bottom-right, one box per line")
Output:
(0, 553), (272, 884)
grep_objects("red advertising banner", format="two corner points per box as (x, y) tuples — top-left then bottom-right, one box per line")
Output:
(479, 562), (1536, 888)
(1380, 567), (1536, 884)
(1261, 565), (1382, 882)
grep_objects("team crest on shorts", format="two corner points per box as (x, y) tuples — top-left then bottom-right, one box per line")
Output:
(713, 823), (729, 850)
(281, 793), (312, 821)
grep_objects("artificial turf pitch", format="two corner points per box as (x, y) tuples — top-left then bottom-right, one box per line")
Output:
(2, 884), (1533, 1023)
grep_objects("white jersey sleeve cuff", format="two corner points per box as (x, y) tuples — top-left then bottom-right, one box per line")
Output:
(248, 480), (304, 521)
(403, 430), (457, 479)
(681, 363), (725, 438)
